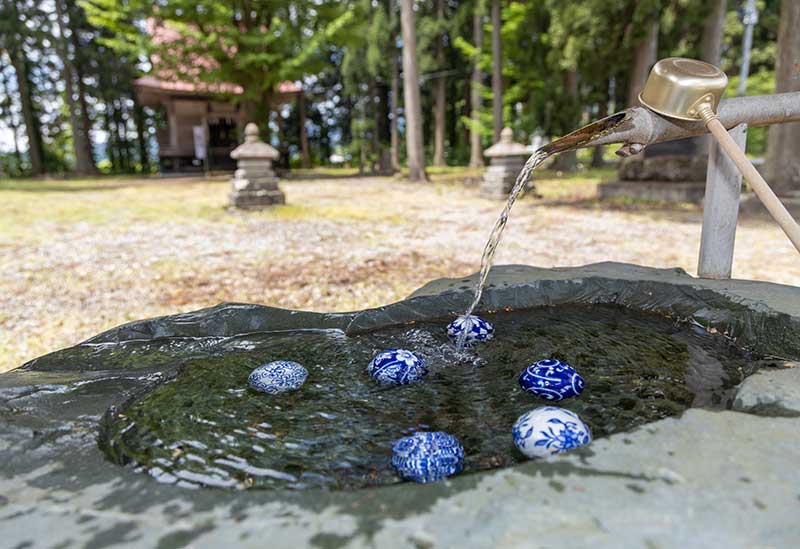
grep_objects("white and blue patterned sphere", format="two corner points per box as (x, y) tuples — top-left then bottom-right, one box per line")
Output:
(446, 315), (494, 346)
(367, 349), (428, 386)
(518, 358), (585, 401)
(512, 407), (592, 459)
(391, 431), (465, 483)
(248, 361), (308, 394)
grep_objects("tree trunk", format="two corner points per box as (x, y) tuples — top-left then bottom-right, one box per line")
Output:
(0, 64), (22, 169)
(70, 8), (97, 173)
(432, 0), (446, 166)
(491, 0), (503, 142)
(55, 0), (93, 175)
(627, 21), (658, 108)
(389, 57), (400, 171)
(553, 70), (578, 172)
(766, 0), (800, 196)
(11, 121), (22, 167)
(368, 78), (380, 172)
(133, 102), (149, 174)
(8, 51), (44, 175)
(113, 99), (129, 172)
(104, 96), (118, 172)
(400, 0), (427, 181)
(591, 97), (608, 167)
(469, 4), (484, 168)
(389, 27), (400, 171)
(297, 93), (310, 169)
(701, 0), (727, 66)
(696, 0), (727, 153)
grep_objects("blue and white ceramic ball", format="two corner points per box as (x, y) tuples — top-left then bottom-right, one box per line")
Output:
(512, 406), (592, 459)
(518, 358), (585, 401)
(446, 315), (494, 346)
(248, 360), (308, 394)
(367, 349), (428, 386)
(391, 431), (465, 483)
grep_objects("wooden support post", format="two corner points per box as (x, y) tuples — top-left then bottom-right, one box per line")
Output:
(698, 123), (748, 279)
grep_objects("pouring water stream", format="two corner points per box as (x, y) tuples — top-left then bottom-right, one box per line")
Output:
(456, 113), (629, 350)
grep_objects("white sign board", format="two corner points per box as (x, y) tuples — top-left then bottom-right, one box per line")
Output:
(192, 126), (207, 160)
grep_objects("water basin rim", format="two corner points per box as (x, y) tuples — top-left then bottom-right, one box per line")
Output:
(3, 262), (800, 544)
(15, 262), (800, 373)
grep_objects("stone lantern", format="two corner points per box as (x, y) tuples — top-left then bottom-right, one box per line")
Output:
(229, 123), (286, 209)
(481, 127), (531, 199)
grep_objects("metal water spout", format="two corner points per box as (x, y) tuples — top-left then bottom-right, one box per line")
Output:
(544, 58), (800, 254)
(636, 58), (800, 252)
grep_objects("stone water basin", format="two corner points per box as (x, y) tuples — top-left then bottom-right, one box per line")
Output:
(2, 263), (800, 547)
(99, 304), (755, 491)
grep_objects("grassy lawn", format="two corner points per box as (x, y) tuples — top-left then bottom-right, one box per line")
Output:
(0, 167), (617, 245)
(2, 166), (797, 373)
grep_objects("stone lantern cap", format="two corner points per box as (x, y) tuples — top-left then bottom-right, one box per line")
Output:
(484, 127), (531, 158)
(230, 123), (279, 160)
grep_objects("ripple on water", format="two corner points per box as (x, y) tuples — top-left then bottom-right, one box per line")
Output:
(100, 304), (759, 491)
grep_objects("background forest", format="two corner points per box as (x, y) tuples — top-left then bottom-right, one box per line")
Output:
(0, 0), (790, 178)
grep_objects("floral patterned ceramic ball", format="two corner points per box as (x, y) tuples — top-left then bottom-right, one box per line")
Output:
(391, 431), (465, 483)
(518, 358), (585, 401)
(248, 361), (308, 394)
(367, 349), (428, 385)
(446, 315), (494, 346)
(512, 407), (592, 459)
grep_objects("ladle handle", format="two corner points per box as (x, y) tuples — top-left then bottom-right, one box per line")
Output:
(705, 117), (800, 254)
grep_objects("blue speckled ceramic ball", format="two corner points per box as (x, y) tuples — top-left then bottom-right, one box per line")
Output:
(248, 361), (308, 394)
(391, 431), (465, 483)
(446, 315), (494, 346)
(518, 358), (585, 401)
(367, 349), (428, 385)
(512, 407), (592, 459)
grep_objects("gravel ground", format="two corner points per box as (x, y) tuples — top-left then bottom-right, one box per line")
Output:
(2, 174), (799, 372)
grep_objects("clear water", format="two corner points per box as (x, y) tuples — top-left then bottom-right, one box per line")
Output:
(101, 304), (758, 491)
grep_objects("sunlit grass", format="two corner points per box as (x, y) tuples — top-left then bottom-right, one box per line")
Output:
(266, 203), (404, 223)
(0, 177), (231, 245)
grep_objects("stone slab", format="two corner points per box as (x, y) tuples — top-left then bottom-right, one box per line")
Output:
(619, 154), (707, 182)
(598, 181), (706, 203)
(739, 193), (800, 220)
(230, 189), (286, 208)
(733, 365), (800, 416)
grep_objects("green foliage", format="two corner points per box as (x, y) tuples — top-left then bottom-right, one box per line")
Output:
(1, 0), (786, 174)
(85, 0), (357, 119)
(725, 68), (776, 156)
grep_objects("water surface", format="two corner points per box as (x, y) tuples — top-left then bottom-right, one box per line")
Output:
(101, 304), (758, 491)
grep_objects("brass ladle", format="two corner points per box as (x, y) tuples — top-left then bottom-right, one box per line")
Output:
(639, 57), (800, 253)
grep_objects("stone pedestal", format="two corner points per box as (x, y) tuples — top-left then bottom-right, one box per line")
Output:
(598, 138), (709, 204)
(229, 123), (286, 209)
(481, 127), (531, 199)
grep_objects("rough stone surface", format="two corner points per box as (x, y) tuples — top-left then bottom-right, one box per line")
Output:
(739, 193), (800, 220)
(481, 127), (530, 199)
(3, 262), (800, 548)
(619, 154), (707, 182)
(597, 181), (707, 203)
(609, 154), (708, 204)
(229, 123), (286, 209)
(733, 365), (800, 416)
